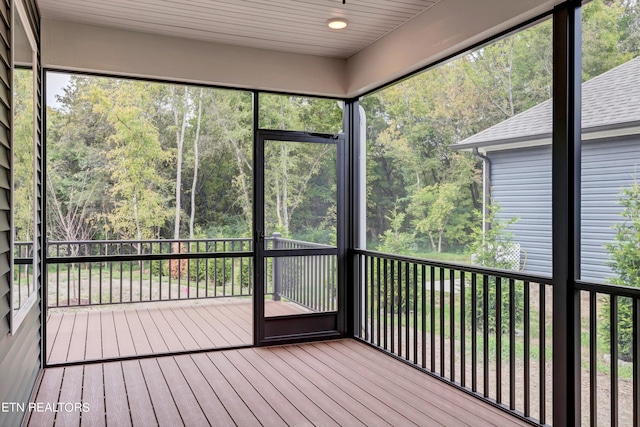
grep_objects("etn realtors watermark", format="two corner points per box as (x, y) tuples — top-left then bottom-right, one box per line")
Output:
(1, 402), (89, 413)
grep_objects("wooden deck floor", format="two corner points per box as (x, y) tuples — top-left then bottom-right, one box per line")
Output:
(46, 299), (307, 364)
(29, 339), (529, 427)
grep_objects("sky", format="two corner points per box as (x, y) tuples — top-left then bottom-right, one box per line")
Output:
(46, 72), (71, 109)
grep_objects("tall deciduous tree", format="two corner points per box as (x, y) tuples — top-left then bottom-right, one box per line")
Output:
(91, 80), (170, 242)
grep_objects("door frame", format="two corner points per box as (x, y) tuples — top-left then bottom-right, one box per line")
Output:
(253, 129), (346, 345)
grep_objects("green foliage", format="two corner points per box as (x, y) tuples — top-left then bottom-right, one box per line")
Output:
(467, 205), (523, 333)
(378, 204), (415, 254)
(14, 69), (35, 242)
(602, 180), (640, 361)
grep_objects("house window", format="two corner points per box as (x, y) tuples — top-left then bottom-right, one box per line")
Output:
(11, 0), (38, 333)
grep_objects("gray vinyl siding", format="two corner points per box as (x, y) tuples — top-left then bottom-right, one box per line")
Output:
(0, 1), (41, 426)
(489, 136), (640, 284)
(581, 136), (640, 282)
(490, 146), (552, 277)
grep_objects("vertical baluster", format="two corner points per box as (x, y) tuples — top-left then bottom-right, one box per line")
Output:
(88, 260), (92, 305)
(119, 242), (123, 303)
(612, 294), (619, 427)
(540, 284), (546, 424)
(590, 291), (597, 427)
(450, 268), (455, 381)
(109, 246), (113, 305)
(633, 298), (639, 427)
(377, 258), (382, 347)
(359, 255), (364, 337)
(223, 241), (227, 297)
(405, 262), (410, 361)
(88, 243), (92, 305)
(56, 243), (60, 306)
(460, 271), (465, 388)
(496, 276), (502, 403)
(413, 263), (418, 364)
(430, 266), (436, 373)
(472, 273), (477, 393)
(364, 255), (369, 341)
(509, 278), (516, 410)
(205, 242), (210, 298)
(232, 241), (236, 297)
(214, 241), (218, 297)
(398, 261), (403, 358)
(67, 243), (71, 306)
(129, 245), (133, 302)
(390, 260), (395, 355)
(323, 255), (327, 311)
(78, 244), (81, 305)
(483, 274), (489, 397)
(440, 267), (445, 376)
(524, 281), (531, 418)
(370, 256), (375, 342)
(97, 244), (102, 305)
(384, 258), (388, 350)
(421, 264), (427, 369)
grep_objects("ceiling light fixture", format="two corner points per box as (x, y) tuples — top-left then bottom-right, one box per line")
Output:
(327, 18), (348, 30)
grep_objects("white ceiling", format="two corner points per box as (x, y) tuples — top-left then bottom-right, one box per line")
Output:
(36, 0), (441, 59)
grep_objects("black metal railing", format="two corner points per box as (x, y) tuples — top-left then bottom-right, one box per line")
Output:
(45, 238), (253, 308)
(355, 249), (553, 425)
(13, 242), (35, 310)
(576, 281), (640, 427)
(28, 234), (337, 310)
(270, 233), (337, 312)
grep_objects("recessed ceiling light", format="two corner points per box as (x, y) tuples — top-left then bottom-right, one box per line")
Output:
(327, 18), (348, 30)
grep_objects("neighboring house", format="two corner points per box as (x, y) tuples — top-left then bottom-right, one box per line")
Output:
(454, 56), (640, 282)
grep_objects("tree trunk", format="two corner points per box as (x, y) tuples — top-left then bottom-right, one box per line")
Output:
(429, 233), (436, 252)
(275, 174), (283, 228)
(173, 85), (188, 240)
(189, 88), (204, 240)
(281, 145), (289, 233)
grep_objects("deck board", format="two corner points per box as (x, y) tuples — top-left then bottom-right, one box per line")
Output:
(279, 345), (401, 426)
(56, 366), (83, 427)
(30, 340), (531, 427)
(252, 346), (367, 426)
(100, 312), (119, 359)
(237, 348), (341, 426)
(26, 367), (64, 427)
(155, 357), (210, 427)
(123, 309), (153, 355)
(138, 359), (184, 427)
(190, 353), (262, 427)
(103, 362), (132, 427)
(173, 355), (236, 426)
(66, 312), (88, 362)
(337, 339), (527, 426)
(121, 360), (158, 427)
(207, 351), (289, 427)
(81, 364), (106, 427)
(48, 299), (309, 364)
(84, 311), (102, 360)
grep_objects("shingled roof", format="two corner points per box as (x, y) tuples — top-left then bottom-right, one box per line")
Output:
(455, 55), (640, 149)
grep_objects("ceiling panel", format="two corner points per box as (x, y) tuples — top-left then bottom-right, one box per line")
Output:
(37, 0), (441, 58)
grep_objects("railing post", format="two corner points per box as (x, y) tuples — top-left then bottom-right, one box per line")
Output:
(552, 2), (582, 426)
(272, 232), (282, 301)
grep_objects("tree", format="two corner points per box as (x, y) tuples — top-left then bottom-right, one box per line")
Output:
(13, 69), (35, 242)
(467, 204), (523, 333)
(189, 88), (204, 239)
(91, 80), (171, 243)
(602, 180), (640, 361)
